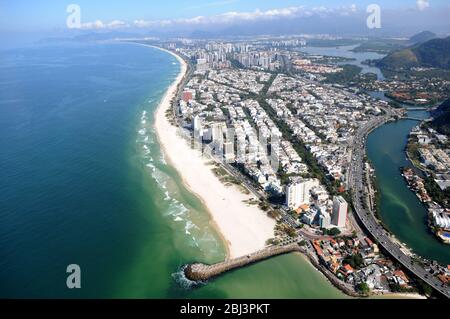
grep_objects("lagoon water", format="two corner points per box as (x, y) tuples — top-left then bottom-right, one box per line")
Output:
(302, 45), (449, 265)
(367, 91), (450, 265)
(301, 45), (386, 80)
(0, 43), (345, 298)
(367, 109), (450, 265)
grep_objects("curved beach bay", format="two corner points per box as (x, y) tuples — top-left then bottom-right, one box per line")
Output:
(0, 42), (345, 298)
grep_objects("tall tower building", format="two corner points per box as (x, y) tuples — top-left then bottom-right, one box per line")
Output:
(332, 196), (348, 228)
(319, 211), (332, 229)
(211, 123), (224, 156)
(192, 116), (203, 136)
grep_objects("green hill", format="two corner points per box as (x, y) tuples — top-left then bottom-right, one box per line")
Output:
(414, 36), (450, 69)
(377, 36), (450, 70)
(377, 48), (419, 69)
(409, 31), (437, 45)
(430, 98), (450, 135)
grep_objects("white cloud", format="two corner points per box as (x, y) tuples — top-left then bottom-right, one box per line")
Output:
(131, 5), (359, 28)
(75, 5), (361, 30)
(80, 20), (128, 30)
(417, 0), (430, 11)
(108, 20), (128, 28)
(181, 6), (305, 24)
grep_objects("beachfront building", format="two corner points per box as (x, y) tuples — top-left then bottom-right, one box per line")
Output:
(192, 115), (203, 138)
(285, 178), (320, 209)
(332, 196), (348, 229)
(223, 142), (235, 162)
(182, 90), (194, 103)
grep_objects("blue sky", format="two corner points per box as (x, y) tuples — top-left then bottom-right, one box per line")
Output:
(1, 0), (449, 31)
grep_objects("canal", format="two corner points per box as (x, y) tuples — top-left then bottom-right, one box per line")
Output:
(301, 44), (449, 265)
(366, 103), (450, 265)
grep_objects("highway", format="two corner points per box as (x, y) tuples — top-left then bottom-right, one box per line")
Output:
(348, 107), (450, 299)
(169, 49), (449, 298)
(213, 101), (449, 298)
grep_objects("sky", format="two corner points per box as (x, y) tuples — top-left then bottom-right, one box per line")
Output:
(1, 0), (449, 36)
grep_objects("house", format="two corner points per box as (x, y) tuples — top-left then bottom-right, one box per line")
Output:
(341, 264), (354, 276)
(330, 262), (340, 274)
(393, 270), (410, 287)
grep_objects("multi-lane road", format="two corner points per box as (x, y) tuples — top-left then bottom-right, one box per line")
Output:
(169, 50), (449, 297)
(348, 107), (450, 299)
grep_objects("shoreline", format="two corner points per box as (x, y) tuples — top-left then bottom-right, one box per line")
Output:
(132, 43), (428, 299)
(146, 44), (276, 259)
(296, 251), (426, 299)
(130, 43), (231, 258)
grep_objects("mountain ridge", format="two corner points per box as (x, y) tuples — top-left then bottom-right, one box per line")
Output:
(377, 35), (450, 70)
(409, 31), (437, 45)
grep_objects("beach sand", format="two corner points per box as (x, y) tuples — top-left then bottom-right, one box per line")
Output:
(151, 46), (276, 259)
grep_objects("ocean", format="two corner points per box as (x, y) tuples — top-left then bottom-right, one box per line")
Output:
(0, 42), (345, 298)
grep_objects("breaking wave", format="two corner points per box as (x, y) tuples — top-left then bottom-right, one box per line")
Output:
(171, 265), (205, 290)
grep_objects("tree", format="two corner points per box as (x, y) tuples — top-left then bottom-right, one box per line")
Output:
(268, 210), (281, 219)
(266, 238), (280, 246)
(356, 282), (370, 295)
(324, 228), (341, 236)
(416, 279), (433, 297)
(299, 240), (307, 246)
(343, 254), (364, 269)
(285, 226), (297, 238)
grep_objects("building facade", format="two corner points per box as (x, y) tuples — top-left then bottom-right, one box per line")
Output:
(332, 196), (348, 228)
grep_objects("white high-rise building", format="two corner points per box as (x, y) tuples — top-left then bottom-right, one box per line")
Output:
(211, 123), (225, 156)
(260, 54), (270, 69)
(285, 179), (320, 209)
(192, 116), (203, 138)
(223, 142), (235, 162)
(332, 196), (348, 228)
(211, 123), (224, 143)
(196, 58), (208, 71)
(192, 116), (204, 151)
(319, 211), (332, 229)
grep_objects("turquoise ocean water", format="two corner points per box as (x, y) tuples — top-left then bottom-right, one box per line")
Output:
(0, 43), (345, 298)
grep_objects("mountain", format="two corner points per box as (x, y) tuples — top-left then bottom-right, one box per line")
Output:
(430, 98), (450, 135)
(409, 31), (437, 44)
(413, 36), (450, 68)
(377, 36), (450, 70)
(377, 48), (419, 69)
(72, 31), (141, 41)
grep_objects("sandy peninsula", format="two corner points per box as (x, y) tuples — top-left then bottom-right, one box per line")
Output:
(150, 45), (276, 258)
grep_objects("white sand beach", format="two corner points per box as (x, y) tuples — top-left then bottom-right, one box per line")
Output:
(151, 46), (276, 258)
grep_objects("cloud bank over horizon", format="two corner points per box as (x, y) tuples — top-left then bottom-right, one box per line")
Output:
(76, 5), (362, 30)
(65, 2), (450, 37)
